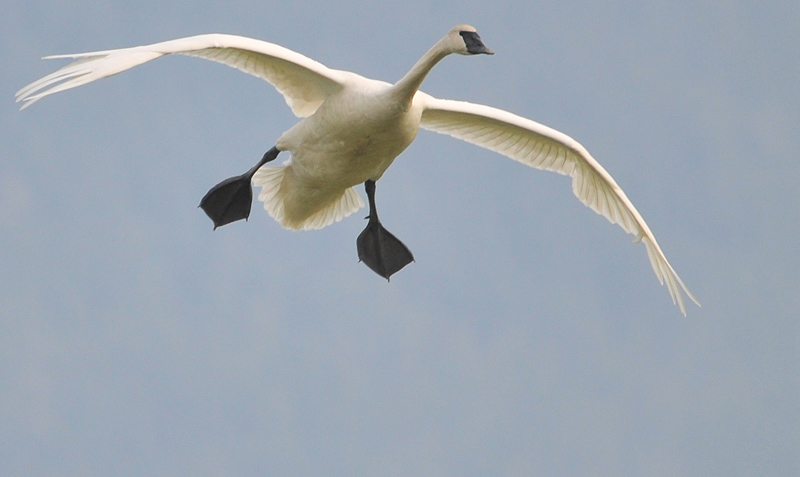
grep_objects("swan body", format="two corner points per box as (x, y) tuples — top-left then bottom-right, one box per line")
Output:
(16, 25), (700, 314)
(267, 77), (422, 229)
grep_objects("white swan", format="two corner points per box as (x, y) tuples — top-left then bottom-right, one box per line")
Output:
(16, 25), (699, 314)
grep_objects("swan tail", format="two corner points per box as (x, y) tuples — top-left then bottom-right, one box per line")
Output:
(253, 165), (364, 231)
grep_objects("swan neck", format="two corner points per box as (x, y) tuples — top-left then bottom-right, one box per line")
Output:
(392, 40), (449, 105)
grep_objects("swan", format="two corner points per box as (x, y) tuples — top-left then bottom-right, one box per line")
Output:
(16, 25), (700, 314)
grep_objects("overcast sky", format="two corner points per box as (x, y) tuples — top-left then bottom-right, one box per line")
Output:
(2, 1), (798, 475)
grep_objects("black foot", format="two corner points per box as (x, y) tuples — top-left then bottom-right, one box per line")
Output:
(356, 180), (414, 280)
(199, 146), (280, 229)
(199, 173), (255, 229)
(357, 220), (414, 280)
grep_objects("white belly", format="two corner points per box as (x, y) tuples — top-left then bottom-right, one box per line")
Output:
(268, 86), (422, 228)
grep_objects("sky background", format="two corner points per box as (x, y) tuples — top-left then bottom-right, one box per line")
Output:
(2, 1), (798, 475)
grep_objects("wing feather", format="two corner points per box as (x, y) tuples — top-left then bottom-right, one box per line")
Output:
(418, 93), (699, 315)
(16, 34), (347, 116)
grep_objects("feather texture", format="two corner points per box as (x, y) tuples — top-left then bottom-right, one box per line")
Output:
(419, 95), (699, 314)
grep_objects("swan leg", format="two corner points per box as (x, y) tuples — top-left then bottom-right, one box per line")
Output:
(357, 180), (414, 280)
(199, 146), (280, 229)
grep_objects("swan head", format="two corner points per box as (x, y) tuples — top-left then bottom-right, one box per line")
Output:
(448, 25), (494, 56)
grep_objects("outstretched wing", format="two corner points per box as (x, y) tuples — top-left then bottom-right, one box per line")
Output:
(16, 34), (348, 117)
(418, 93), (699, 315)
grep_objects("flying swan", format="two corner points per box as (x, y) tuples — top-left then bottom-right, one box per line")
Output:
(16, 25), (699, 314)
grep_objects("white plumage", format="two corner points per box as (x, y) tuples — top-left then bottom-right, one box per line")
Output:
(16, 25), (699, 314)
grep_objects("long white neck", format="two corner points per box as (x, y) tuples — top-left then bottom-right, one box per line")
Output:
(390, 38), (451, 108)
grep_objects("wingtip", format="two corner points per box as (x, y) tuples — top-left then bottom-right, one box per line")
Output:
(17, 99), (33, 111)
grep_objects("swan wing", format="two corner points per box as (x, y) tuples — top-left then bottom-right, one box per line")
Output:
(418, 93), (699, 315)
(15, 34), (347, 117)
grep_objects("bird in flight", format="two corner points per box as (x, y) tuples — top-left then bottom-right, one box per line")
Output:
(16, 25), (699, 314)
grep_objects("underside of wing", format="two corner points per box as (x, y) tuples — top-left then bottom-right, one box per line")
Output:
(418, 93), (699, 314)
(16, 34), (347, 117)
(175, 35), (347, 117)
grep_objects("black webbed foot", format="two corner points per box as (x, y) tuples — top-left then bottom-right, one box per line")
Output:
(357, 219), (414, 280)
(356, 180), (414, 280)
(199, 173), (255, 229)
(199, 146), (280, 229)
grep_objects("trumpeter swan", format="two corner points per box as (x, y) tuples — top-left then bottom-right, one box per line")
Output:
(16, 25), (699, 314)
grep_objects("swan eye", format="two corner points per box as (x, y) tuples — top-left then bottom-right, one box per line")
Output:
(459, 31), (494, 55)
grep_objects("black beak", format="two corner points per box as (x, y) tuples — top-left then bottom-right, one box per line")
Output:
(460, 31), (494, 55)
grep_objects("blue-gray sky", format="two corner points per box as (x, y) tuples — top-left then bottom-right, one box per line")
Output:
(2, 1), (798, 475)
